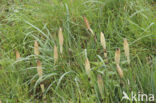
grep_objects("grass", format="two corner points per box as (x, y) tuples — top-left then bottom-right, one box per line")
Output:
(0, 0), (156, 102)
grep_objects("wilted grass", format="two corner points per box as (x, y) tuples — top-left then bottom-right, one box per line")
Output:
(0, 0), (156, 102)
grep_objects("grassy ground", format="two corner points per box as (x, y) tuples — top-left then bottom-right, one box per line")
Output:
(0, 0), (156, 103)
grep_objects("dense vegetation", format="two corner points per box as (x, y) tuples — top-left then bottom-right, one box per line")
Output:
(0, 0), (156, 102)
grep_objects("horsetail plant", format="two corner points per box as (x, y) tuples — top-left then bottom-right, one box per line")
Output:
(84, 49), (91, 78)
(37, 60), (46, 101)
(58, 28), (64, 54)
(85, 57), (91, 77)
(115, 48), (120, 65)
(116, 64), (124, 78)
(97, 74), (104, 98)
(123, 38), (130, 65)
(34, 41), (39, 56)
(16, 50), (20, 60)
(115, 48), (123, 78)
(37, 60), (43, 78)
(34, 41), (46, 101)
(100, 32), (107, 60)
(83, 16), (94, 36)
(54, 45), (58, 64)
